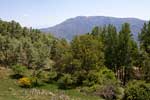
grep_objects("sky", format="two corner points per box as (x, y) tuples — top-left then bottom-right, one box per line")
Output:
(0, 0), (150, 28)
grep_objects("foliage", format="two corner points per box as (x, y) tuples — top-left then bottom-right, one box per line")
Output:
(70, 34), (104, 86)
(12, 64), (27, 78)
(117, 23), (137, 85)
(0, 20), (54, 69)
(81, 67), (123, 100)
(91, 24), (138, 85)
(0, 20), (56, 87)
(48, 71), (57, 81)
(94, 84), (124, 100)
(58, 74), (74, 89)
(37, 71), (58, 83)
(103, 25), (118, 71)
(124, 80), (150, 100)
(83, 67), (116, 86)
(139, 22), (150, 55)
(31, 69), (46, 87)
(139, 22), (150, 82)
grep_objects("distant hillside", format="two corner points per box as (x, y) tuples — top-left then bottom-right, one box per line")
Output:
(41, 16), (146, 40)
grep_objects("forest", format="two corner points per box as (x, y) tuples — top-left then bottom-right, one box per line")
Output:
(1, 19), (150, 100)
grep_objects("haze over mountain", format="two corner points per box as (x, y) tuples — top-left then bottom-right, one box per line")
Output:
(41, 16), (146, 40)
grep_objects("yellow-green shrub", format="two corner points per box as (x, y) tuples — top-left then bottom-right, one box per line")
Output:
(18, 77), (31, 88)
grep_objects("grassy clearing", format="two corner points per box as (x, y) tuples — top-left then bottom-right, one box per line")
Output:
(0, 67), (102, 100)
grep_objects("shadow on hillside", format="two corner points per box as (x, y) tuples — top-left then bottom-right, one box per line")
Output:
(9, 74), (23, 79)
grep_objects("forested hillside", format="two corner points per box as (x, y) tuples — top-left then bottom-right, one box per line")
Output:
(1, 19), (150, 100)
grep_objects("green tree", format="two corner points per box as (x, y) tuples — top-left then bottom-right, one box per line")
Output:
(104, 25), (118, 72)
(118, 23), (136, 85)
(139, 22), (150, 55)
(139, 21), (150, 81)
(71, 34), (104, 85)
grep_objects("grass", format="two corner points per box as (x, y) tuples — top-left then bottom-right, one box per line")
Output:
(39, 83), (101, 100)
(0, 67), (102, 100)
(0, 68), (22, 100)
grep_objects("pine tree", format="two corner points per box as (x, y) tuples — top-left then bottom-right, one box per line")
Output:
(118, 23), (136, 85)
(139, 21), (150, 82)
(104, 24), (118, 72)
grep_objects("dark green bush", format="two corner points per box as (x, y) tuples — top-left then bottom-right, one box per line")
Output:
(124, 80), (150, 100)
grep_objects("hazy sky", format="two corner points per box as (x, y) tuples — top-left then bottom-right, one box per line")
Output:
(0, 0), (150, 28)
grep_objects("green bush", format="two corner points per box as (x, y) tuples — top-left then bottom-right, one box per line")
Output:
(39, 71), (57, 83)
(83, 67), (117, 86)
(124, 80), (150, 100)
(48, 71), (57, 81)
(81, 83), (124, 100)
(58, 74), (74, 89)
(81, 67), (124, 100)
(12, 64), (27, 78)
(95, 84), (124, 100)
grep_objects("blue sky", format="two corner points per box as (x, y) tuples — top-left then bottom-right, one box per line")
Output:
(0, 0), (150, 28)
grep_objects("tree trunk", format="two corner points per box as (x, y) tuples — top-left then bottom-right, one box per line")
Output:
(123, 67), (127, 85)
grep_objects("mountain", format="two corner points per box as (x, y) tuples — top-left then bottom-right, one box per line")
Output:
(40, 16), (146, 40)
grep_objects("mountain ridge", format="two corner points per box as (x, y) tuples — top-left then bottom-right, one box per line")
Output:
(40, 16), (147, 40)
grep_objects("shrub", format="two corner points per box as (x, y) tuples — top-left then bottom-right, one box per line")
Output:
(12, 64), (27, 78)
(58, 74), (74, 89)
(48, 71), (57, 81)
(124, 80), (150, 100)
(81, 67), (124, 100)
(18, 77), (31, 88)
(81, 82), (124, 100)
(83, 67), (117, 86)
(94, 84), (124, 100)
(29, 76), (45, 87)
